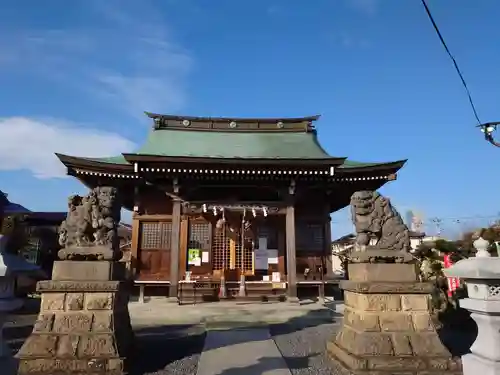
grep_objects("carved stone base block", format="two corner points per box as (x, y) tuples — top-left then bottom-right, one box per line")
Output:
(327, 263), (462, 375)
(16, 262), (134, 374)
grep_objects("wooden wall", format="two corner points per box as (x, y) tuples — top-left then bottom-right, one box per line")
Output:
(139, 188), (173, 215)
(132, 188), (174, 281)
(294, 210), (329, 281)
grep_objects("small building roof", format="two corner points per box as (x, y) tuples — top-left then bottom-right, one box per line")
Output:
(5, 201), (31, 214)
(0, 191), (66, 224)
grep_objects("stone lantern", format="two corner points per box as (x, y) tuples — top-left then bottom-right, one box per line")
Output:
(0, 233), (40, 374)
(444, 235), (500, 375)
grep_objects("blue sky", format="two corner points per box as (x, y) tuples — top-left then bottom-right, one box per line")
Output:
(1, 0), (499, 239)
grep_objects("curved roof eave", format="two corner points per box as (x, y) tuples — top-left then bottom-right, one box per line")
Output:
(72, 175), (136, 211)
(338, 159), (407, 173)
(55, 153), (133, 172)
(327, 177), (399, 212)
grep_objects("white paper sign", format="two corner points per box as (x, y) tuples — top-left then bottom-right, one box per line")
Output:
(268, 249), (278, 264)
(255, 249), (268, 270)
(255, 237), (269, 270)
(272, 272), (281, 282)
(202, 252), (209, 263)
(192, 258), (201, 266)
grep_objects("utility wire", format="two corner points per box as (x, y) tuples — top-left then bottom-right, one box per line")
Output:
(331, 214), (500, 225)
(420, 0), (482, 124)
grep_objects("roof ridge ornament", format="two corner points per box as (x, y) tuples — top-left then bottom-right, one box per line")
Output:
(143, 112), (327, 133)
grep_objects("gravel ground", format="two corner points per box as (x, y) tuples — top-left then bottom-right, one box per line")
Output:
(128, 325), (206, 375)
(4, 322), (206, 375)
(270, 316), (350, 375)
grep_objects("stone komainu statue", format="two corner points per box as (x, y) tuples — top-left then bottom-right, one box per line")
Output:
(350, 190), (411, 254)
(58, 186), (121, 260)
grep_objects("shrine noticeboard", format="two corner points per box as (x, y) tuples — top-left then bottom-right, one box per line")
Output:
(188, 249), (202, 266)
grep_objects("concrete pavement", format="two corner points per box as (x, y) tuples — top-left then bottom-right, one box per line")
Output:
(197, 328), (292, 375)
(129, 299), (344, 374)
(129, 299), (340, 327)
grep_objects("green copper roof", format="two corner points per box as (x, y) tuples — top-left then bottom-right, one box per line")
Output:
(66, 130), (403, 169)
(56, 125), (406, 172)
(132, 129), (335, 159)
(340, 160), (384, 168)
(80, 155), (129, 164)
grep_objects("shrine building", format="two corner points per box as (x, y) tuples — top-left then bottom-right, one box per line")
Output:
(56, 113), (406, 302)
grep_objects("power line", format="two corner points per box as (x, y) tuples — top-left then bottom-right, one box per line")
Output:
(420, 0), (482, 124)
(332, 214), (500, 225)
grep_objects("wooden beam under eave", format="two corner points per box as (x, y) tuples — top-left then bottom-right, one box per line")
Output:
(387, 173), (397, 181)
(71, 175), (136, 211)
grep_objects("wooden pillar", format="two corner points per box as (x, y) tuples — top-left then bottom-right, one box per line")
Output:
(169, 199), (181, 297)
(178, 218), (188, 278)
(285, 178), (298, 301)
(130, 217), (140, 279)
(130, 185), (141, 280)
(169, 178), (182, 298)
(324, 212), (334, 278)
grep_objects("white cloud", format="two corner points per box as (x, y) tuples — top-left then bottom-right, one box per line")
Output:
(267, 5), (282, 15)
(331, 32), (371, 49)
(0, 1), (193, 119)
(345, 0), (378, 16)
(0, 117), (135, 179)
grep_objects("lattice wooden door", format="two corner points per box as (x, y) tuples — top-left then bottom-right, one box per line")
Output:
(212, 225), (230, 271)
(137, 221), (172, 280)
(234, 230), (254, 275)
(212, 224), (254, 275)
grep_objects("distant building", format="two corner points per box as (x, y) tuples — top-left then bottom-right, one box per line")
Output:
(330, 231), (427, 275)
(1, 190), (66, 267)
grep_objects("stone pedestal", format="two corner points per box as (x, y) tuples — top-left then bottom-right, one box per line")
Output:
(0, 289), (23, 375)
(444, 250), (500, 375)
(0, 233), (41, 375)
(16, 261), (134, 374)
(327, 263), (462, 375)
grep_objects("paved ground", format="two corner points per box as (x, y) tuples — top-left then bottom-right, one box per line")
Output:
(197, 328), (292, 375)
(4, 299), (347, 375)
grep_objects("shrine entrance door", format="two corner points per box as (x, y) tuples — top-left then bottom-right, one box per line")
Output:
(212, 223), (254, 277)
